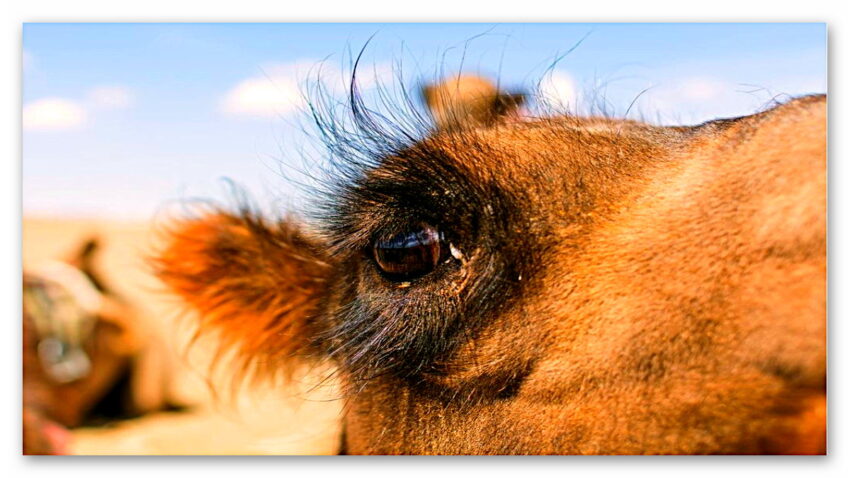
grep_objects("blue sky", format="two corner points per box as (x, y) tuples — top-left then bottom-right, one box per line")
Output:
(22, 23), (827, 220)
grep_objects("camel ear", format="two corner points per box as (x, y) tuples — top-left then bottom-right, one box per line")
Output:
(422, 75), (525, 131)
(154, 211), (331, 381)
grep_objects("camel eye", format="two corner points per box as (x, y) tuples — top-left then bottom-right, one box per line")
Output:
(372, 225), (445, 281)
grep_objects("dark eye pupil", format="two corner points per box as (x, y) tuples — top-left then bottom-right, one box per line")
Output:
(373, 226), (442, 280)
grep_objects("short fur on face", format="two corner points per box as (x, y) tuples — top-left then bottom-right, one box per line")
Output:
(155, 73), (826, 455)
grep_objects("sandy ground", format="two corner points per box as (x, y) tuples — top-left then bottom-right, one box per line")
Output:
(23, 217), (342, 455)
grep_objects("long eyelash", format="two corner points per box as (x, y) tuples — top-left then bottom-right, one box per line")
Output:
(283, 48), (552, 390)
(296, 45), (525, 250)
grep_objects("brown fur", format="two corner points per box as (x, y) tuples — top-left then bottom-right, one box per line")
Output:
(23, 239), (179, 454)
(422, 74), (525, 131)
(156, 76), (826, 455)
(156, 211), (332, 381)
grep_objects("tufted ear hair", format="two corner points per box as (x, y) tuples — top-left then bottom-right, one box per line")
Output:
(154, 210), (332, 381)
(422, 74), (525, 131)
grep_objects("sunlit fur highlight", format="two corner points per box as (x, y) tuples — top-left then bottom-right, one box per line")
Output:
(154, 206), (332, 383)
(154, 63), (826, 454)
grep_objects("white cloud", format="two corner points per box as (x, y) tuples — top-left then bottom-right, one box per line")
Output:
(635, 77), (759, 125)
(221, 60), (394, 119)
(87, 85), (135, 109)
(677, 78), (725, 101)
(221, 75), (304, 117)
(23, 85), (135, 132)
(23, 98), (87, 131)
(538, 71), (579, 111)
(647, 77), (728, 108)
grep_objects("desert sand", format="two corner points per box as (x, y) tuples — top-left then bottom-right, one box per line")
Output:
(23, 217), (342, 455)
